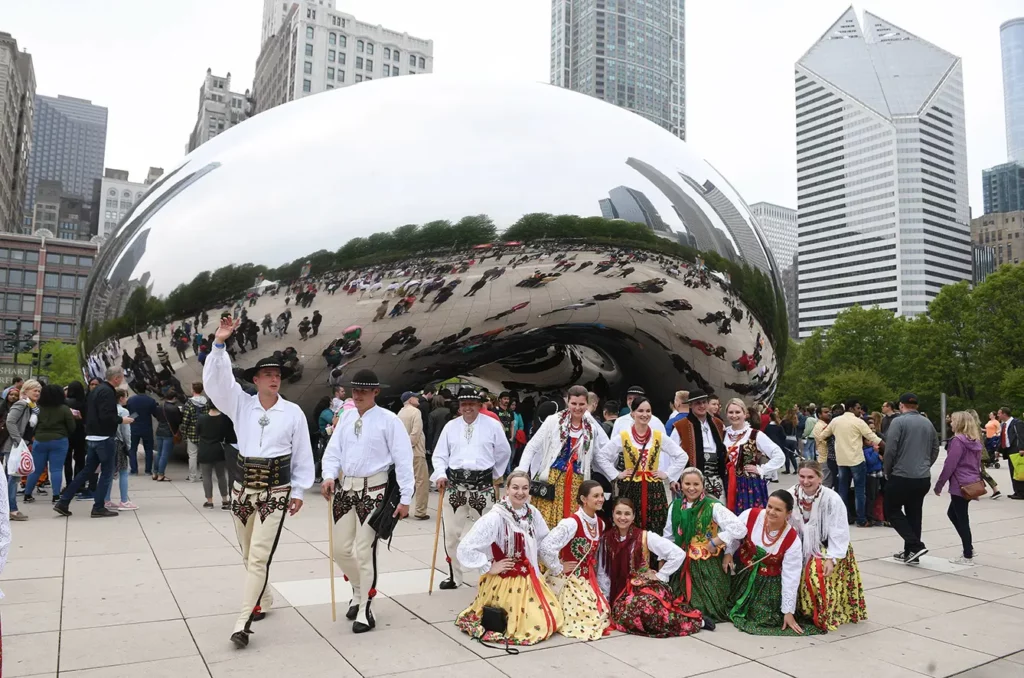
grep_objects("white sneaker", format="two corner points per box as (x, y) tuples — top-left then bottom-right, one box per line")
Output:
(104, 501), (118, 510)
(949, 555), (975, 566)
(118, 501), (139, 511)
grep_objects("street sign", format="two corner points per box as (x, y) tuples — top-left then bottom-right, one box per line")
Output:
(0, 364), (32, 380)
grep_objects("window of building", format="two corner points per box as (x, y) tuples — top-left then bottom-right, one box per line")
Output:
(78, 275), (87, 290)
(329, 32), (336, 45)
(59, 298), (74, 315)
(338, 52), (346, 65)
(328, 49), (335, 62)
(22, 296), (35, 313)
(305, 43), (314, 57)
(10, 250), (24, 261)
(384, 47), (391, 59)
(419, 57), (425, 69)
(393, 50), (400, 62)
(44, 272), (58, 289)
(393, 67), (399, 76)
(366, 59), (373, 70)
(365, 76), (372, 81)
(0, 270), (5, 284)
(328, 67), (335, 79)
(338, 70), (345, 82)
(304, 61), (313, 74)
(384, 64), (390, 76)
(303, 79), (312, 92)
(79, 256), (93, 267)
(366, 43), (374, 55)
(42, 296), (57, 314)
(60, 274), (76, 289)
(46, 252), (60, 265)
(9, 270), (23, 286)
(339, 35), (347, 47)
(5, 294), (19, 311)
(25, 271), (36, 288)
(326, 84), (334, 90)
(62, 254), (76, 265)
(356, 74), (363, 83)
(40, 322), (55, 337)
(106, 198), (117, 208)
(409, 54), (416, 67)
(356, 56), (363, 69)
(57, 323), (73, 337)
(120, 200), (131, 209)
(0, 249), (6, 260)
(306, 26), (314, 39)
(357, 40), (364, 52)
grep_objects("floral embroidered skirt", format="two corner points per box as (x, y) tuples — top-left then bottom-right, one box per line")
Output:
(532, 468), (581, 529)
(612, 579), (702, 638)
(798, 545), (867, 631)
(618, 480), (668, 536)
(455, 572), (563, 646)
(728, 571), (822, 636)
(558, 573), (610, 640)
(733, 475), (769, 514)
(669, 555), (733, 622)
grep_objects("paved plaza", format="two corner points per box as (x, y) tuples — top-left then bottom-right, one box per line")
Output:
(2, 454), (1022, 677)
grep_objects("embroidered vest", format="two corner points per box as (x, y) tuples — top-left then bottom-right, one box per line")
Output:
(620, 430), (662, 482)
(558, 514), (602, 578)
(736, 507), (798, 577)
(490, 534), (532, 578)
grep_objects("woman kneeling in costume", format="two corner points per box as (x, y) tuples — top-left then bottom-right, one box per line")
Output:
(540, 480), (611, 640)
(789, 460), (867, 631)
(599, 497), (711, 636)
(455, 471), (563, 646)
(726, 489), (821, 636)
(665, 468), (746, 622)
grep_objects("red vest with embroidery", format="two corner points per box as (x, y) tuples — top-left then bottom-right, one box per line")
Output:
(736, 507), (797, 577)
(558, 514), (602, 578)
(490, 534), (532, 578)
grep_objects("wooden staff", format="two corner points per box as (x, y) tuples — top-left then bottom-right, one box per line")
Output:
(327, 497), (337, 622)
(427, 491), (445, 595)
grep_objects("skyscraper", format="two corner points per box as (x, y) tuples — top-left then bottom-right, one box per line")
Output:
(551, 0), (685, 139)
(0, 33), (35, 234)
(23, 95), (107, 234)
(751, 202), (798, 338)
(794, 9), (970, 338)
(599, 185), (673, 238)
(982, 161), (1024, 214)
(252, 0), (433, 116)
(1002, 18), (1024, 164)
(186, 69), (250, 153)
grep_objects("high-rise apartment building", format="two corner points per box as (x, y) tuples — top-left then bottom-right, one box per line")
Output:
(971, 210), (1023, 268)
(252, 0), (433, 116)
(794, 9), (971, 338)
(0, 33), (35, 234)
(551, 0), (685, 139)
(186, 70), (250, 153)
(97, 167), (163, 239)
(1002, 18), (1024, 164)
(982, 161), (1024, 214)
(751, 202), (798, 338)
(22, 95), (107, 233)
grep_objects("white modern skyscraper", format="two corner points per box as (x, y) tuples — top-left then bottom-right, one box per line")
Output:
(794, 8), (971, 338)
(1002, 18), (1024, 164)
(750, 202), (797, 270)
(253, 0), (433, 116)
(551, 0), (685, 140)
(186, 69), (249, 153)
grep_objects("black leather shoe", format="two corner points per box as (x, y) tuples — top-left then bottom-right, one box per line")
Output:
(438, 579), (458, 590)
(230, 630), (250, 648)
(352, 610), (375, 634)
(701, 616), (716, 632)
(253, 606), (266, 621)
(345, 604), (359, 621)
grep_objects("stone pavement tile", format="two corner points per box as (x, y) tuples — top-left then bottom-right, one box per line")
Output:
(391, 587), (479, 624)
(58, 619), (199, 672)
(487, 643), (651, 678)
(859, 571), (903, 590)
(949, 564), (1024, 591)
(328, 620), (477, 676)
(65, 537), (151, 557)
(60, 655), (210, 677)
(0, 557), (64, 581)
(967, 517), (1024, 542)
(1, 601), (62, 635)
(377, 568), (444, 597)
(297, 597), (421, 633)
(812, 619), (887, 642)
(187, 608), (357, 678)
(951, 659), (1024, 677)
(3, 631), (58, 677)
(265, 540), (325, 562)
(271, 576), (351, 607)
(8, 536), (64, 560)
(898, 603), (1024, 657)
(61, 553), (181, 630)
(156, 545), (242, 569)
(389, 534), (442, 553)
(268, 557), (342, 582)
(1007, 650), (1024, 665)
(851, 537), (912, 561)
(148, 529), (235, 552)
(690, 621), (830, 659)
(836, 628), (995, 678)
(969, 553), (1024, 573)
(432, 618), (580, 658)
(0, 578), (62, 605)
(999, 593), (1024, 609)
(910, 573), (1023, 601)
(679, 663), (791, 678)
(375, 545), (443, 573)
(593, 633), (746, 677)
(858, 558), (950, 582)
(165, 563), (245, 617)
(403, 546), (458, 573)
(761, 642), (923, 678)
(373, 659), (506, 678)
(869, 582), (987, 613)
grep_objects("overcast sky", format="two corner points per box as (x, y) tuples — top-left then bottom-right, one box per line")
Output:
(5, 0), (1019, 212)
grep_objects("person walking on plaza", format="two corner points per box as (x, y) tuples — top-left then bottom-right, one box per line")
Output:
(935, 412), (984, 565)
(398, 391), (430, 520)
(104, 387), (138, 511)
(321, 369), (413, 633)
(431, 387), (511, 590)
(23, 384), (76, 504)
(815, 400), (881, 528)
(310, 310), (323, 337)
(53, 368), (134, 518)
(883, 394), (939, 564)
(197, 401), (232, 510)
(156, 343), (175, 374)
(3, 379), (42, 520)
(996, 407), (1024, 499)
(180, 382), (209, 483)
(204, 318), (314, 648)
(801, 405), (817, 460)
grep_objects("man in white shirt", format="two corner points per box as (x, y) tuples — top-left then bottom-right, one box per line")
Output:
(430, 387), (511, 590)
(204, 318), (314, 649)
(320, 369), (414, 633)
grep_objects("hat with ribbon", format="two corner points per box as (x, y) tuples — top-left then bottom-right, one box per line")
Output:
(344, 368), (389, 389)
(243, 356), (295, 382)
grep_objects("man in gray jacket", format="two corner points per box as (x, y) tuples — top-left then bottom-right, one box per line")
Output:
(883, 393), (939, 564)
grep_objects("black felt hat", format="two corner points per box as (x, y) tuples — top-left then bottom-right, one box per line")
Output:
(686, 389), (710, 403)
(344, 368), (388, 389)
(457, 386), (483, 401)
(243, 356), (295, 382)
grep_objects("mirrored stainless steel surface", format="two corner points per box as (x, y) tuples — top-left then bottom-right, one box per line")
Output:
(82, 76), (784, 410)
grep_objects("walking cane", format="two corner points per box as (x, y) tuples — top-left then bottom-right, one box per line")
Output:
(327, 497), (337, 622)
(427, 492), (445, 595)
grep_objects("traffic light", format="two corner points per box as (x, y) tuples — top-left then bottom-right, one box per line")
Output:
(41, 353), (53, 371)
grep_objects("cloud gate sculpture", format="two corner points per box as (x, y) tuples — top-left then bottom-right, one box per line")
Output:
(81, 76), (785, 412)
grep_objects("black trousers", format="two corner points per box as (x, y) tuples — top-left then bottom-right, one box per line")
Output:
(884, 475), (930, 555)
(946, 495), (972, 558)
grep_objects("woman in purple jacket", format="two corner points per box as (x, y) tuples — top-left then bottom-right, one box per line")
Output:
(934, 411), (983, 566)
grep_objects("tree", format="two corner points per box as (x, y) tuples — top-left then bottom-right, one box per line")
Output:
(36, 339), (82, 386)
(819, 369), (891, 412)
(1000, 368), (1024, 414)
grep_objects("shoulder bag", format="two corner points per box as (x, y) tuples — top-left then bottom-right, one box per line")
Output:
(959, 479), (987, 501)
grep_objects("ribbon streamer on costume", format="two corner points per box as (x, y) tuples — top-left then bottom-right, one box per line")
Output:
(727, 546), (769, 621)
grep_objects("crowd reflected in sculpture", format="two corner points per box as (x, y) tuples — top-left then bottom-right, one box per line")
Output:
(81, 76), (785, 411)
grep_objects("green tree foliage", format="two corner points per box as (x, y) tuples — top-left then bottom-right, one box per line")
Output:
(820, 369), (891, 412)
(37, 339), (82, 386)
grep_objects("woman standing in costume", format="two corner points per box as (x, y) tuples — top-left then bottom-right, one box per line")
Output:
(788, 460), (866, 631)
(455, 471), (563, 646)
(599, 497), (710, 636)
(596, 398), (686, 536)
(517, 385), (608, 527)
(722, 399), (784, 514)
(664, 468), (745, 622)
(726, 490), (820, 636)
(540, 480), (611, 640)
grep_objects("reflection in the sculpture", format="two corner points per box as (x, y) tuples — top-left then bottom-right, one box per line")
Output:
(79, 77), (785, 412)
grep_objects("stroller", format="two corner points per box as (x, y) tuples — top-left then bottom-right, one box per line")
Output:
(983, 436), (1001, 469)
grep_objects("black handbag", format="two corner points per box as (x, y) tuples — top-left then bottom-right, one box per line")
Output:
(478, 605), (518, 655)
(529, 479), (555, 500)
(368, 467), (402, 544)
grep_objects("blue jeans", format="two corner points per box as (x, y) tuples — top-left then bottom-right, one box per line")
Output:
(105, 469), (129, 503)
(25, 438), (69, 498)
(59, 437), (116, 511)
(6, 470), (17, 513)
(838, 462), (867, 525)
(803, 438), (816, 460)
(155, 436), (174, 475)
(130, 431), (154, 474)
